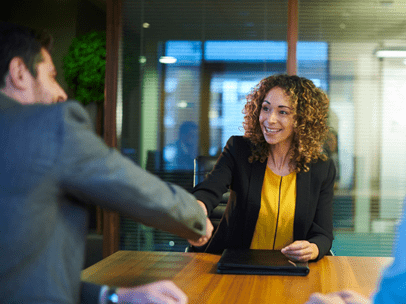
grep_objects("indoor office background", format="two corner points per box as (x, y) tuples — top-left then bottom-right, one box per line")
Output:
(118, 0), (406, 257)
(2, 0), (406, 262)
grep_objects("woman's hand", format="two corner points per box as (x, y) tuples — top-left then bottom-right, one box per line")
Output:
(187, 200), (214, 247)
(281, 240), (319, 262)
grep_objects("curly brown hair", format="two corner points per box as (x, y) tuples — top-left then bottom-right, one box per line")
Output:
(243, 74), (330, 173)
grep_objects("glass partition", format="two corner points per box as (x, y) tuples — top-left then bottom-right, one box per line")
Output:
(299, 0), (406, 256)
(118, 0), (406, 256)
(119, 0), (289, 251)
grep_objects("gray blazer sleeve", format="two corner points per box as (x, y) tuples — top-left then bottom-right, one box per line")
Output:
(58, 101), (207, 240)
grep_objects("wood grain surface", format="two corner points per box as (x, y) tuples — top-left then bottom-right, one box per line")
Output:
(82, 251), (392, 304)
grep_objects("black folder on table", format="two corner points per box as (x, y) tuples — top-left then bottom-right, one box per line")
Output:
(217, 249), (310, 276)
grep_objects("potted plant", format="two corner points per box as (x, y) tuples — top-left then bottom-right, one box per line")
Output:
(63, 31), (106, 135)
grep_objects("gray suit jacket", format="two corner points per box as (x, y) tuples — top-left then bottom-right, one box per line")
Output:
(0, 94), (206, 304)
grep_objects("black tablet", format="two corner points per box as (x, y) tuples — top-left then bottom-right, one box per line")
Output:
(217, 249), (310, 276)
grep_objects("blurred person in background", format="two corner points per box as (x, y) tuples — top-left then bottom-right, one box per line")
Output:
(164, 121), (198, 171)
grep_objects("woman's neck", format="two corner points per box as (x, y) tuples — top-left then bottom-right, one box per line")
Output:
(267, 143), (293, 176)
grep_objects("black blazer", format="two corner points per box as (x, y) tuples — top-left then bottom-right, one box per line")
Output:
(192, 136), (336, 260)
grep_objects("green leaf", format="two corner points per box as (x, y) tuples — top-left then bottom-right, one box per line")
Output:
(63, 31), (106, 105)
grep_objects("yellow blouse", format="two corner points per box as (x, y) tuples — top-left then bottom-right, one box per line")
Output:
(250, 166), (297, 250)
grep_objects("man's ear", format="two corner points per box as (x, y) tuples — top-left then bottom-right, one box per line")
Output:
(8, 57), (32, 90)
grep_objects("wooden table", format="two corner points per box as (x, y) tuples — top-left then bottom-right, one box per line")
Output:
(82, 251), (393, 304)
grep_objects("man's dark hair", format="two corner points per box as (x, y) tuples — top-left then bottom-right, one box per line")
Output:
(0, 22), (53, 88)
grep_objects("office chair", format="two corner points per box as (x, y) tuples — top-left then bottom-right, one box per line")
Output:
(185, 156), (227, 252)
(193, 155), (228, 230)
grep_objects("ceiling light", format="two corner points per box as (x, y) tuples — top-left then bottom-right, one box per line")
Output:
(139, 56), (147, 64)
(375, 48), (406, 58)
(159, 56), (177, 64)
(177, 101), (188, 108)
(143, 23), (150, 28)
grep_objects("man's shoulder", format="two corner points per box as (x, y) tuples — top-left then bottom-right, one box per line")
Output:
(1, 99), (91, 138)
(59, 100), (91, 120)
(27, 100), (90, 126)
(37, 100), (88, 118)
(0, 96), (86, 118)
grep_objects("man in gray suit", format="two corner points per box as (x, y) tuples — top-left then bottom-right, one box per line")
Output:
(0, 22), (212, 304)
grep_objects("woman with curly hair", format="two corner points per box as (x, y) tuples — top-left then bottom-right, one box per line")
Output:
(189, 74), (336, 262)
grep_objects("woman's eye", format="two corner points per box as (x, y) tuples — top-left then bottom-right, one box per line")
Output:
(262, 106), (269, 111)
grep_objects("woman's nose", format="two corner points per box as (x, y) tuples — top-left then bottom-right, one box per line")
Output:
(268, 110), (277, 123)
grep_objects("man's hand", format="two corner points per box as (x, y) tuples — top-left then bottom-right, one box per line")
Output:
(187, 200), (214, 247)
(281, 240), (319, 262)
(109, 281), (188, 304)
(188, 217), (213, 247)
(305, 290), (371, 304)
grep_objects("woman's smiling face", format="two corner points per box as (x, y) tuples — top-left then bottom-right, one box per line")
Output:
(259, 86), (295, 148)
